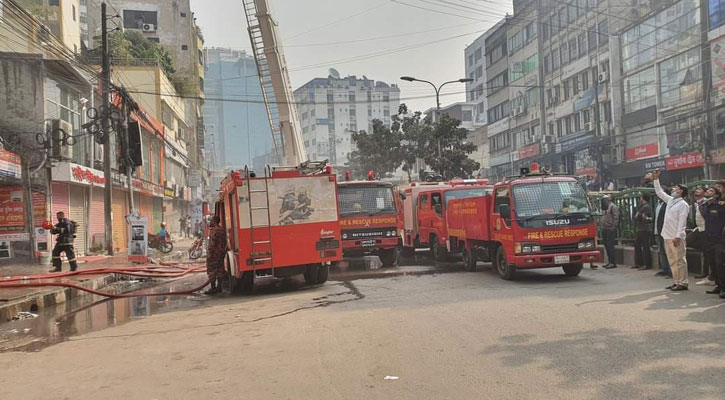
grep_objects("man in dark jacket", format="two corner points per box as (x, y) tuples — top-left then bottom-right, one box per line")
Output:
(634, 195), (653, 270)
(48, 211), (78, 273)
(600, 196), (620, 269)
(653, 191), (672, 277)
(700, 187), (725, 298)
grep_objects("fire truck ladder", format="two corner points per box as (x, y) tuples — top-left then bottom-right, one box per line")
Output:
(242, 0), (284, 163)
(245, 166), (274, 277)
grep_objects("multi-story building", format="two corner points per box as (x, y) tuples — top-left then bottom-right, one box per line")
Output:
(708, 0), (725, 177)
(538, 0), (620, 181)
(464, 31), (491, 177)
(203, 48), (272, 170)
(293, 73), (401, 169)
(484, 18), (513, 181)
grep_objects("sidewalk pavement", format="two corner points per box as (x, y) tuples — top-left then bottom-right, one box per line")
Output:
(0, 238), (197, 322)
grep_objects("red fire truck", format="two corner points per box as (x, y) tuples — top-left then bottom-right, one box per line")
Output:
(216, 161), (342, 292)
(337, 172), (401, 266)
(446, 164), (601, 279)
(401, 179), (492, 260)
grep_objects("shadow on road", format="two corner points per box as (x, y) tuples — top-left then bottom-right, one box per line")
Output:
(482, 326), (725, 400)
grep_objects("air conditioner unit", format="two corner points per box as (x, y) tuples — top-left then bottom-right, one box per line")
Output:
(584, 122), (594, 132)
(142, 23), (156, 32)
(50, 119), (73, 160)
(598, 72), (608, 83)
(516, 106), (525, 116)
(511, 107), (519, 117)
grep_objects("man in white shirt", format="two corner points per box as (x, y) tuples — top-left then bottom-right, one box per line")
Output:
(653, 169), (690, 291)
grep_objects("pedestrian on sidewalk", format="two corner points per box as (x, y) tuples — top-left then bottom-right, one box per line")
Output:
(653, 169), (690, 291)
(48, 211), (78, 273)
(600, 195), (620, 269)
(179, 216), (186, 237)
(653, 193), (672, 278)
(185, 215), (192, 238)
(689, 188), (712, 284)
(205, 216), (227, 295)
(700, 187), (725, 299)
(633, 195), (653, 270)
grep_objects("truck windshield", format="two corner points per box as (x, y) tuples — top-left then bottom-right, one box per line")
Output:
(338, 185), (396, 217)
(444, 188), (491, 204)
(513, 181), (591, 218)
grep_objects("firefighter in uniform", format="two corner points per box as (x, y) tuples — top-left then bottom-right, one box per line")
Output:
(205, 216), (227, 294)
(48, 211), (78, 273)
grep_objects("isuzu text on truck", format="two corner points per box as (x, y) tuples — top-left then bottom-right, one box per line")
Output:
(446, 164), (601, 279)
(401, 179), (492, 260)
(337, 172), (401, 266)
(216, 161), (342, 292)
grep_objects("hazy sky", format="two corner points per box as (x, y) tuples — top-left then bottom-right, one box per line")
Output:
(190, 0), (513, 112)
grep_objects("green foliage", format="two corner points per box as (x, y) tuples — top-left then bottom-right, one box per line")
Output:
(108, 31), (176, 77)
(346, 103), (480, 182)
(422, 114), (480, 180)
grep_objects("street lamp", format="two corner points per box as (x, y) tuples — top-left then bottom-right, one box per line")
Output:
(399, 76), (473, 175)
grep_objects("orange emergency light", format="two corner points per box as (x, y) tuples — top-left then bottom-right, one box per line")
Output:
(367, 170), (375, 181)
(530, 162), (540, 174)
(325, 165), (333, 174)
(344, 171), (351, 181)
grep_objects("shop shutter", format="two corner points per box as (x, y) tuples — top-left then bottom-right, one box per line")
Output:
(69, 186), (87, 256)
(88, 189), (105, 250)
(164, 199), (180, 237)
(140, 195), (154, 233)
(51, 182), (70, 217)
(112, 190), (128, 252)
(153, 198), (163, 232)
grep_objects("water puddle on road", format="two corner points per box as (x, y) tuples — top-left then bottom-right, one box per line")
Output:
(0, 276), (211, 353)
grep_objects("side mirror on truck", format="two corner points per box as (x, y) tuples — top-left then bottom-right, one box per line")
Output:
(499, 204), (511, 220)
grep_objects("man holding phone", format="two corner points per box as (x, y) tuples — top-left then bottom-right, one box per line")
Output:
(652, 169), (690, 291)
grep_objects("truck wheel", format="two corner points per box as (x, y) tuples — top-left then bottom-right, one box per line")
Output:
(431, 237), (448, 262)
(317, 264), (329, 284)
(304, 264), (319, 285)
(563, 264), (583, 277)
(379, 248), (398, 267)
(495, 246), (516, 280)
(401, 246), (416, 258)
(239, 271), (254, 292)
(462, 247), (477, 271)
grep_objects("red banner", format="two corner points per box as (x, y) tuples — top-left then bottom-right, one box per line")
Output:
(626, 143), (659, 161)
(0, 187), (46, 232)
(518, 143), (540, 160)
(665, 152), (705, 171)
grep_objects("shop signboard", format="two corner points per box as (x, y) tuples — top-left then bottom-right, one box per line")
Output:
(0, 188), (46, 233)
(188, 170), (201, 187)
(518, 143), (540, 160)
(127, 214), (148, 263)
(0, 149), (22, 179)
(710, 147), (725, 164)
(665, 152), (705, 171)
(487, 117), (510, 138)
(557, 131), (594, 153)
(625, 143), (659, 161)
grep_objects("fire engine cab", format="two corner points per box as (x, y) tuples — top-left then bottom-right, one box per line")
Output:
(337, 171), (401, 266)
(401, 179), (492, 260)
(446, 163), (601, 279)
(216, 161), (342, 292)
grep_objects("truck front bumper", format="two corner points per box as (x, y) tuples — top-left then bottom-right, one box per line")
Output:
(512, 250), (601, 268)
(342, 237), (399, 255)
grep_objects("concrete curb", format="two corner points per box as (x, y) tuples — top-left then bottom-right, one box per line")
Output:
(0, 274), (118, 322)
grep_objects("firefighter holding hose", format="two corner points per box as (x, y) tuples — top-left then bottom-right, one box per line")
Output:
(205, 216), (227, 294)
(45, 211), (78, 273)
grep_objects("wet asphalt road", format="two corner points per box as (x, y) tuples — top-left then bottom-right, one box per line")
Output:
(0, 261), (724, 400)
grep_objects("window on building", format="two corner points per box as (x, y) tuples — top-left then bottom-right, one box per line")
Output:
(552, 47), (560, 70)
(350, 108), (357, 117)
(72, 5), (76, 21)
(582, 109), (590, 124)
(556, 119), (563, 137)
(122, 10), (158, 29)
(487, 71), (508, 94)
(544, 53), (551, 74)
(588, 27), (597, 51)
(563, 80), (570, 100)
(581, 70), (589, 90)
(542, 22), (549, 41)
(525, 22), (537, 42)
(550, 12), (559, 36)
(578, 33), (586, 57)
(711, 0), (725, 30)
(548, 122), (555, 137)
(565, 115), (572, 135)
(488, 101), (510, 123)
(561, 41), (569, 65)
(349, 92), (355, 102)
(660, 48), (701, 108)
(574, 112), (581, 131)
(623, 66), (656, 113)
(572, 75), (580, 95)
(474, 47), (482, 61)
(462, 110), (473, 121)
(476, 65), (483, 79)
(598, 19), (609, 46)
(469, 54), (474, 66)
(569, 38), (577, 61)
(383, 95), (389, 102)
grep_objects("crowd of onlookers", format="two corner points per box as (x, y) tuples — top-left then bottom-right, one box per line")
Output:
(596, 171), (725, 299)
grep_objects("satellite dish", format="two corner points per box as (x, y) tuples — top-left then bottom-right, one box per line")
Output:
(328, 68), (340, 79)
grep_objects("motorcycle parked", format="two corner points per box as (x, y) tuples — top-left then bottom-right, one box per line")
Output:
(189, 235), (205, 259)
(148, 233), (174, 253)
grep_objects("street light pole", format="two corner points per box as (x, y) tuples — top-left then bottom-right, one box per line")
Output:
(400, 76), (473, 176)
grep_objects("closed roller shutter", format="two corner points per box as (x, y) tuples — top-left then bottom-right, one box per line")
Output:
(51, 182), (70, 217)
(89, 190), (105, 250)
(112, 191), (128, 252)
(165, 199), (180, 236)
(153, 198), (163, 232)
(140, 195), (154, 233)
(69, 186), (87, 256)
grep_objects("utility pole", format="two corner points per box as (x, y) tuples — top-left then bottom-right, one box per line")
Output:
(121, 99), (135, 215)
(101, 2), (114, 255)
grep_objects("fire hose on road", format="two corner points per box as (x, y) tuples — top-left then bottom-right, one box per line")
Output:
(0, 263), (211, 299)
